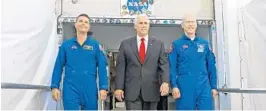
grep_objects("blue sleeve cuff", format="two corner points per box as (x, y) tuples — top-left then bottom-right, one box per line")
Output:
(171, 84), (178, 89)
(50, 84), (59, 89)
(211, 85), (217, 89)
(99, 85), (108, 90)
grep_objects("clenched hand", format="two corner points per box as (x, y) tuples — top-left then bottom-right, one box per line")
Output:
(99, 90), (108, 101)
(160, 82), (169, 96)
(172, 88), (181, 99)
(52, 88), (61, 101)
(114, 89), (124, 101)
(212, 89), (218, 98)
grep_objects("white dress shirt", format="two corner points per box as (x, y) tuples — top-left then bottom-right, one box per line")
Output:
(137, 35), (148, 53)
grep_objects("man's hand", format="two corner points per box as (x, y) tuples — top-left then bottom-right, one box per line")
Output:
(99, 90), (108, 101)
(212, 89), (218, 98)
(172, 88), (181, 99)
(160, 82), (169, 96)
(51, 88), (61, 101)
(114, 89), (124, 101)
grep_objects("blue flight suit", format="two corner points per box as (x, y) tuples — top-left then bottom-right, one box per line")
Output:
(50, 36), (108, 110)
(168, 34), (217, 110)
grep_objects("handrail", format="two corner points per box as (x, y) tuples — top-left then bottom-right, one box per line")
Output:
(1, 82), (51, 91)
(1, 82), (112, 96)
(217, 88), (266, 94)
(2, 82), (266, 94)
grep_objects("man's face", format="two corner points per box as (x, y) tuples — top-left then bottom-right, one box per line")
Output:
(75, 16), (90, 33)
(135, 16), (150, 36)
(182, 15), (197, 35)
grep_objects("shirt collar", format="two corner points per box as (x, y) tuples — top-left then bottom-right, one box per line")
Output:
(137, 34), (148, 42)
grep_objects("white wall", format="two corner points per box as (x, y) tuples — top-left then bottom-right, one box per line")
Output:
(62, 0), (214, 19)
(1, 0), (58, 110)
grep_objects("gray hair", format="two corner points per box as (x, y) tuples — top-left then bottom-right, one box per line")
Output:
(181, 13), (197, 27)
(134, 14), (150, 25)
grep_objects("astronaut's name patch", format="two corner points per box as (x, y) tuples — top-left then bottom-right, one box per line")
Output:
(83, 45), (93, 50)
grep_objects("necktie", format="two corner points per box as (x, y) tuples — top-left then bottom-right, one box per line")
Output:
(139, 38), (145, 64)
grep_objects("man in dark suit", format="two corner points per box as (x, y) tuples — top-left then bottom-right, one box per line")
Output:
(114, 14), (170, 110)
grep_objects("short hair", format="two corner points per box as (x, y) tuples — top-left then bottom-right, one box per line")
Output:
(76, 13), (91, 23)
(74, 13), (93, 35)
(134, 14), (150, 25)
(181, 13), (197, 27)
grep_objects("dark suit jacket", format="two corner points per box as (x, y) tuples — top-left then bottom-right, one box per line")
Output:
(115, 36), (169, 102)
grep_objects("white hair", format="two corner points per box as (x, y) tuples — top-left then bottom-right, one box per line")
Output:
(181, 12), (197, 27)
(134, 14), (150, 25)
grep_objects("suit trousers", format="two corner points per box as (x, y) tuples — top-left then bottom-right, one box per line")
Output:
(125, 90), (158, 110)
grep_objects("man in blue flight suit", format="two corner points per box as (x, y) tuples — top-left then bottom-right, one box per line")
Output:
(168, 13), (218, 110)
(50, 14), (108, 110)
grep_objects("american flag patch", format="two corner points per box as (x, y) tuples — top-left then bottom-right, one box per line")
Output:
(71, 45), (77, 50)
(182, 44), (188, 49)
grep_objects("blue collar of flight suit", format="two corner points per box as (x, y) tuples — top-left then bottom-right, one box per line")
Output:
(181, 33), (199, 41)
(72, 35), (93, 45)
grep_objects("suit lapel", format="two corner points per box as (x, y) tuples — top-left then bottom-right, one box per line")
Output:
(130, 37), (141, 63)
(143, 37), (155, 64)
